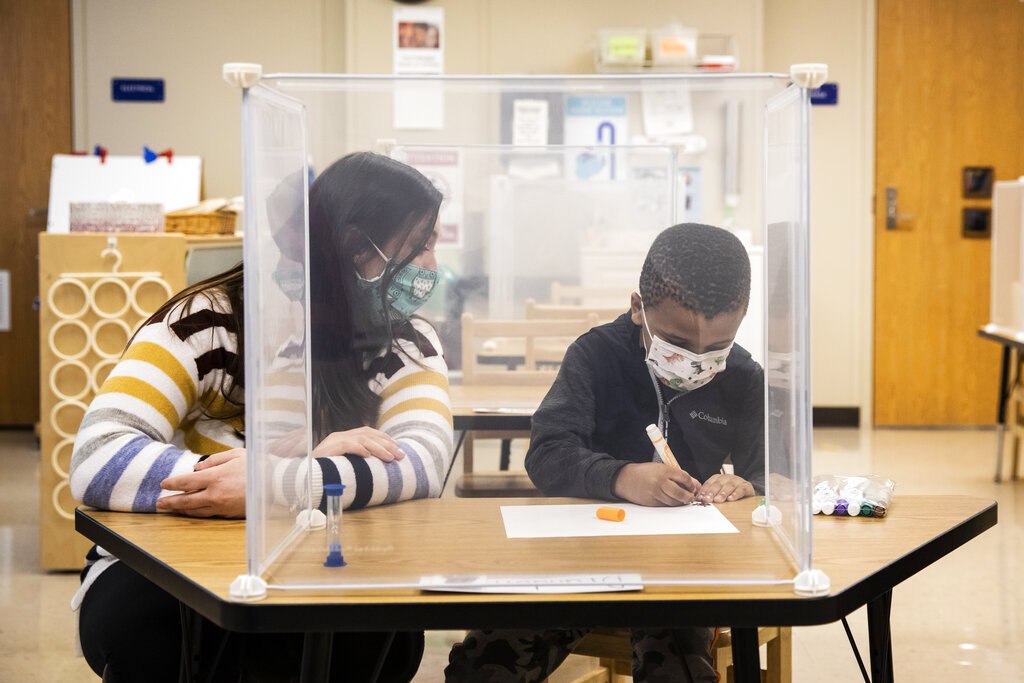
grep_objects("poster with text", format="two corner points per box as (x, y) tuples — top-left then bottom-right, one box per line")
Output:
(401, 148), (463, 248)
(563, 95), (628, 181)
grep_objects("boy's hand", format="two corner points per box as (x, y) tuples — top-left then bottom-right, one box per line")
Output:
(696, 474), (755, 504)
(613, 463), (700, 506)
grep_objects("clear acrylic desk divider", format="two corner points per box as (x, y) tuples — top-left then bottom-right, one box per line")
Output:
(226, 65), (825, 598)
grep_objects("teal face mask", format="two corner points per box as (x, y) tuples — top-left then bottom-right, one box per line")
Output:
(356, 238), (438, 325)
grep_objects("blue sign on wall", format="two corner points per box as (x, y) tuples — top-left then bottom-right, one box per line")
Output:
(112, 78), (165, 102)
(809, 82), (838, 106)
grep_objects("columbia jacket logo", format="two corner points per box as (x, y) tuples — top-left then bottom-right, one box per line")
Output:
(689, 410), (728, 426)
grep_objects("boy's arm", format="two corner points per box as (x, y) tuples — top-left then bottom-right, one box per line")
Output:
(731, 365), (767, 494)
(525, 341), (629, 500)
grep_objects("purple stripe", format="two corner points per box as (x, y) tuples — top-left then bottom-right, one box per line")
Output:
(131, 446), (185, 512)
(382, 444), (412, 505)
(81, 435), (151, 509)
(402, 442), (430, 499)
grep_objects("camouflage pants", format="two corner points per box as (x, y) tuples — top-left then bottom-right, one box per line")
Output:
(444, 627), (719, 683)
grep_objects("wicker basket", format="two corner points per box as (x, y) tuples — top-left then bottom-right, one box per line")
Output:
(165, 208), (238, 235)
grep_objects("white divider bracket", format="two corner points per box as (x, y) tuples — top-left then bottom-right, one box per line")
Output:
(789, 63), (828, 89)
(794, 568), (831, 596)
(230, 574), (268, 601)
(223, 63), (263, 89)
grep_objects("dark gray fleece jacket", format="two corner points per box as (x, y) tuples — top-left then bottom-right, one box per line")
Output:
(524, 312), (765, 500)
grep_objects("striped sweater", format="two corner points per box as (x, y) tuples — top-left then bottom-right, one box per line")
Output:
(70, 290), (454, 514)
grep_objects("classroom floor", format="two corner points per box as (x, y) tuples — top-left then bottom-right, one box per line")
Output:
(1, 426), (1021, 682)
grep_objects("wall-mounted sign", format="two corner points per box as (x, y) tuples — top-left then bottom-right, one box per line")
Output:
(112, 78), (165, 102)
(809, 82), (838, 106)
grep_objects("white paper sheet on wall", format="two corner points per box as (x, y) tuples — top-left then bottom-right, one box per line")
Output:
(393, 6), (444, 130)
(47, 155), (202, 233)
(0, 270), (10, 332)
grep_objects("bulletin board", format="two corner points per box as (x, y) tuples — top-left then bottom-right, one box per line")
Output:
(38, 233), (186, 570)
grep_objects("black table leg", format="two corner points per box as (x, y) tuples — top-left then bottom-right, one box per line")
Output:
(867, 590), (894, 683)
(300, 631), (334, 683)
(996, 345), (1011, 482)
(499, 439), (512, 470)
(729, 626), (761, 683)
(178, 603), (203, 683)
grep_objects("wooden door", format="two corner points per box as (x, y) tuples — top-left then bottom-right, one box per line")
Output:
(874, 0), (1024, 425)
(0, 0), (72, 425)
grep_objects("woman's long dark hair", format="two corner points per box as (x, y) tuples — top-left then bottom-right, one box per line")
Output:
(126, 152), (441, 436)
(308, 152), (442, 440)
(125, 263), (245, 420)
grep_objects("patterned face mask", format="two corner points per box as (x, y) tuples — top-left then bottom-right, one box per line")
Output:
(356, 236), (437, 325)
(640, 303), (731, 391)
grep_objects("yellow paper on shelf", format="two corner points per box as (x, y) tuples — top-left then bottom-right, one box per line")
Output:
(608, 35), (641, 58)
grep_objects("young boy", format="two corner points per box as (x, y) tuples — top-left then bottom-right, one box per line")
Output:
(446, 223), (764, 683)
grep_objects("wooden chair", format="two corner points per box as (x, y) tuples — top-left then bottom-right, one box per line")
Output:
(524, 298), (625, 328)
(559, 626), (792, 683)
(456, 312), (597, 497)
(1001, 347), (1024, 480)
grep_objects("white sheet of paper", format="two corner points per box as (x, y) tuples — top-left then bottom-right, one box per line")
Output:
(393, 83), (443, 130)
(500, 503), (739, 539)
(419, 574), (643, 593)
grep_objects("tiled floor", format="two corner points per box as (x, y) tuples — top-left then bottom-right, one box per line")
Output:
(1, 427), (1020, 681)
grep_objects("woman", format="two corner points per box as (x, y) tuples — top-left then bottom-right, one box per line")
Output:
(70, 152), (453, 682)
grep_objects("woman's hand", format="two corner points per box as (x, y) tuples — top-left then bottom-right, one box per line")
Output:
(312, 427), (405, 462)
(157, 448), (247, 518)
(696, 474), (756, 504)
(269, 428), (309, 458)
(612, 462), (701, 506)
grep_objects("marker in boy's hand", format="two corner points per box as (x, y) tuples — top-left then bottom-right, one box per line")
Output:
(613, 462), (701, 507)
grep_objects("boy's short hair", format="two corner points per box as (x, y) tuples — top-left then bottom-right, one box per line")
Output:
(639, 223), (751, 318)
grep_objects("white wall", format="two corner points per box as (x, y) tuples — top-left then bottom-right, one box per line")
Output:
(72, 0), (345, 199)
(71, 0), (873, 415)
(764, 0), (874, 413)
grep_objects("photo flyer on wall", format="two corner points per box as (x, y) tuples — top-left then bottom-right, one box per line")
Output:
(393, 6), (444, 74)
(393, 6), (444, 130)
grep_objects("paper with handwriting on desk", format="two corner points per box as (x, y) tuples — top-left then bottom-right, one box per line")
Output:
(500, 503), (739, 539)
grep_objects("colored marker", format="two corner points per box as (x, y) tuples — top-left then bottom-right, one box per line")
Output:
(645, 424), (680, 470)
(644, 424), (699, 500)
(834, 498), (848, 516)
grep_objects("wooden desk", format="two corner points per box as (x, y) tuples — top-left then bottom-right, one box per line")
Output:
(449, 384), (549, 431)
(76, 495), (996, 683)
(978, 325), (1024, 480)
(447, 384), (550, 495)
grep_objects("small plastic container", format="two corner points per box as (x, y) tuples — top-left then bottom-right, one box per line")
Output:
(651, 27), (698, 66)
(597, 28), (647, 66)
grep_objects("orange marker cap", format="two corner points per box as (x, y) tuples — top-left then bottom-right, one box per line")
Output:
(596, 506), (626, 522)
